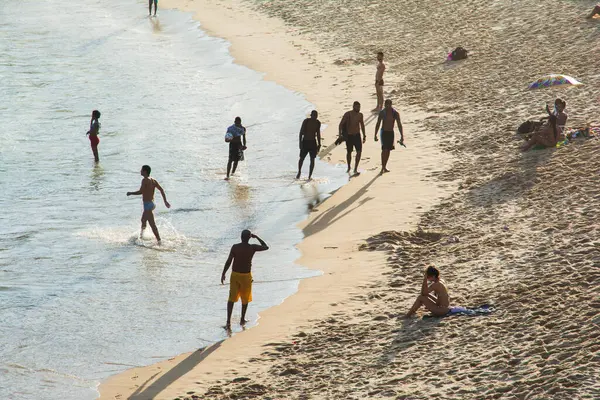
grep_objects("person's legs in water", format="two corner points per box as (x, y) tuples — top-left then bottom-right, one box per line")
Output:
(296, 150), (308, 179)
(92, 146), (99, 163)
(148, 0), (152, 15)
(406, 294), (449, 317)
(153, 0), (158, 16)
(240, 303), (249, 325)
(231, 160), (239, 176)
(381, 149), (390, 173)
(226, 301), (234, 329)
(308, 153), (316, 180)
(140, 211), (148, 238)
(147, 210), (161, 242)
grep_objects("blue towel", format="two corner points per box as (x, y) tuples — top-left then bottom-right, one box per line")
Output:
(423, 304), (494, 319)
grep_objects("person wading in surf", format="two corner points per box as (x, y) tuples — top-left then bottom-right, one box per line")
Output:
(149, 0), (158, 16)
(221, 230), (269, 330)
(86, 110), (101, 163)
(126, 165), (171, 243)
(296, 110), (322, 181)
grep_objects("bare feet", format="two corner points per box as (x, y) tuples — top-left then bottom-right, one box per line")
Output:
(224, 177), (230, 181)
(240, 319), (249, 326)
(295, 172), (301, 179)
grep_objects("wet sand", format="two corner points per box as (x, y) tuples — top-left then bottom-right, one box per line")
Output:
(99, 0), (600, 399)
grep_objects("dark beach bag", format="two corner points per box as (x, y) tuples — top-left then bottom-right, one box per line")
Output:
(451, 47), (468, 61)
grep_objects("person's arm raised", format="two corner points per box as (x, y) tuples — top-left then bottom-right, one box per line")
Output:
(251, 234), (269, 251)
(221, 248), (234, 284)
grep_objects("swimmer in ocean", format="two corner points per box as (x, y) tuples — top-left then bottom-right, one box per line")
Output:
(127, 165), (170, 243)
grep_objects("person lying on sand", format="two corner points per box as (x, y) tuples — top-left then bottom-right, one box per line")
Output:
(405, 266), (450, 318)
(587, 5), (600, 19)
(521, 98), (567, 152)
(221, 230), (269, 330)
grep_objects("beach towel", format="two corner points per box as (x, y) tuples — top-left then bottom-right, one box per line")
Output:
(423, 304), (494, 319)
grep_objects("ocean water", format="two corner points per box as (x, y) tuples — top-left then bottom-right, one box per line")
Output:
(0, 1), (347, 398)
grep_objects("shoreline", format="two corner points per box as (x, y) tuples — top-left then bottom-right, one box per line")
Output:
(98, 1), (454, 398)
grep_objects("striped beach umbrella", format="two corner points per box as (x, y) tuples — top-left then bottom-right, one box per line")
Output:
(528, 74), (583, 90)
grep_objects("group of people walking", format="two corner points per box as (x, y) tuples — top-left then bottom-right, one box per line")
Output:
(82, 51), (413, 329)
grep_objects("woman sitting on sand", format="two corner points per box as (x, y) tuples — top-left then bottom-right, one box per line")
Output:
(521, 98), (567, 152)
(405, 266), (450, 318)
(587, 5), (600, 19)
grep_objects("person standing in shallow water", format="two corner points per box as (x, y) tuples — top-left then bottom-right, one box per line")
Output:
(296, 110), (322, 181)
(86, 110), (101, 163)
(225, 117), (247, 180)
(149, 0), (158, 16)
(374, 99), (404, 174)
(126, 165), (171, 243)
(221, 230), (269, 330)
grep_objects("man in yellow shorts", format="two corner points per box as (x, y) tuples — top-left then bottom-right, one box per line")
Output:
(221, 230), (269, 330)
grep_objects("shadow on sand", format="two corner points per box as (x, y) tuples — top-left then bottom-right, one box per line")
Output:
(127, 341), (223, 399)
(303, 174), (379, 237)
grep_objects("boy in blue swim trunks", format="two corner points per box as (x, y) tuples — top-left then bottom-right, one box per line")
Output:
(127, 165), (171, 242)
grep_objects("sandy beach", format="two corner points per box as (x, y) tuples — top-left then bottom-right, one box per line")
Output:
(99, 1), (599, 399)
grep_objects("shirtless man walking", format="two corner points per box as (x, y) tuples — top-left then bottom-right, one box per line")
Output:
(296, 110), (322, 180)
(374, 52), (386, 112)
(339, 101), (366, 175)
(374, 99), (404, 174)
(221, 230), (269, 329)
(405, 266), (450, 318)
(126, 165), (171, 243)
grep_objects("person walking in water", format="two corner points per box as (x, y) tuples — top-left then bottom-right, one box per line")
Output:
(225, 117), (247, 180)
(339, 101), (366, 175)
(296, 110), (322, 180)
(374, 99), (404, 174)
(149, 0), (158, 16)
(126, 165), (171, 243)
(221, 230), (269, 330)
(86, 110), (101, 163)
(374, 52), (386, 112)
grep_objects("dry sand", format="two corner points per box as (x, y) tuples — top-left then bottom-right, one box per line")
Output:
(99, 0), (600, 399)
